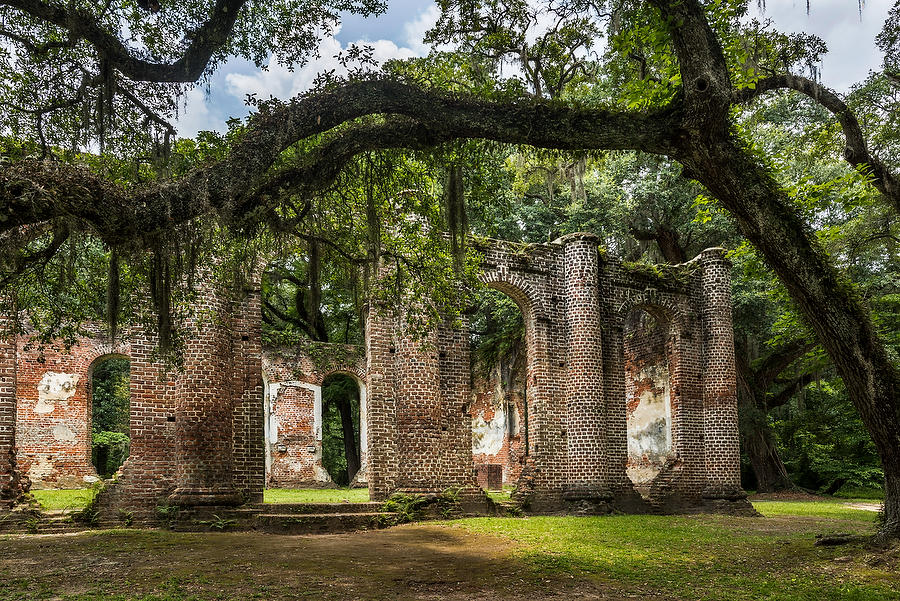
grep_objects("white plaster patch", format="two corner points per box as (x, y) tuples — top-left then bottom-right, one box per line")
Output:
(28, 457), (54, 479)
(51, 424), (76, 442)
(472, 404), (506, 455)
(35, 372), (79, 414)
(314, 464), (332, 483)
(626, 364), (672, 485)
(83, 475), (99, 483)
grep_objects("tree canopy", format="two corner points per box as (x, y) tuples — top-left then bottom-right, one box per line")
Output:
(1, 0), (899, 540)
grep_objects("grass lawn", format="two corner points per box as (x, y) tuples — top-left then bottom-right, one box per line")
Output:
(29, 488), (95, 511)
(1, 498), (895, 600)
(262, 487), (370, 503)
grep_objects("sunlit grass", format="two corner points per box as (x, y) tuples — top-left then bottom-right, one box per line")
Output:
(833, 486), (884, 501)
(262, 488), (369, 504)
(449, 500), (895, 601)
(753, 499), (880, 521)
(30, 488), (95, 510)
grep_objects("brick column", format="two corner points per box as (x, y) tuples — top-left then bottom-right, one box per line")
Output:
(698, 248), (743, 499)
(169, 267), (240, 506)
(0, 304), (26, 507)
(230, 279), (265, 504)
(365, 300), (399, 500)
(560, 233), (609, 501)
(394, 324), (443, 492)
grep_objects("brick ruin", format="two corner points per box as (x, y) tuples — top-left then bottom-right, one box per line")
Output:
(0, 234), (751, 517)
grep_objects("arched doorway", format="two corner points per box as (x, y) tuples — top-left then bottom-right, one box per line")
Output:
(89, 355), (130, 478)
(469, 286), (532, 490)
(321, 373), (365, 486)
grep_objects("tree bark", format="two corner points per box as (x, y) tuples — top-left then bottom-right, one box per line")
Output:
(336, 395), (360, 483)
(651, 0), (900, 541)
(739, 399), (795, 493)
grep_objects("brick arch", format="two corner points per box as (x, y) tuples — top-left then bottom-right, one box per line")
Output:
(320, 370), (369, 481)
(312, 365), (367, 388)
(615, 292), (686, 333)
(478, 270), (546, 324)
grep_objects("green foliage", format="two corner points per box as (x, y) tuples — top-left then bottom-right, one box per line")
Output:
(772, 381), (884, 494)
(117, 509), (135, 527)
(91, 358), (131, 477)
(380, 488), (461, 523)
(199, 514), (237, 531)
(155, 503), (181, 529)
(321, 374), (360, 486)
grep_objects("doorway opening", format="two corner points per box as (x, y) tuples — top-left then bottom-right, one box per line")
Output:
(89, 356), (130, 478)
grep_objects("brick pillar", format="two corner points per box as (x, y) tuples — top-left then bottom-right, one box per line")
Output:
(698, 248), (743, 499)
(0, 304), (26, 507)
(560, 233), (609, 501)
(169, 267), (240, 506)
(395, 324), (443, 492)
(230, 279), (265, 504)
(365, 300), (399, 500)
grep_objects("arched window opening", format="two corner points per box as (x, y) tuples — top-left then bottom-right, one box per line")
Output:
(90, 356), (130, 478)
(623, 307), (673, 495)
(470, 288), (528, 490)
(321, 373), (361, 486)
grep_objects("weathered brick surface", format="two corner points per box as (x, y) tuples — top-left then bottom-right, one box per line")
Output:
(15, 324), (129, 489)
(262, 343), (366, 488)
(471, 345), (526, 486)
(3, 237), (746, 517)
(0, 307), (27, 507)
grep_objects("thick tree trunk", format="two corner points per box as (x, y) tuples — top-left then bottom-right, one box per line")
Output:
(337, 396), (360, 483)
(740, 401), (795, 493)
(681, 137), (900, 539)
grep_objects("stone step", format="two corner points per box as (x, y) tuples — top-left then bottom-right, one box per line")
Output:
(256, 511), (395, 535)
(255, 502), (385, 515)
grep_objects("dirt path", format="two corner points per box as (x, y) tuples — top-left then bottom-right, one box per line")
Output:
(843, 502), (883, 512)
(0, 524), (644, 601)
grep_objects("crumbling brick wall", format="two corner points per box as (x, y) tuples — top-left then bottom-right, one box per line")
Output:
(262, 342), (366, 488)
(623, 309), (673, 494)
(470, 342), (527, 486)
(15, 325), (129, 489)
(367, 235), (746, 513)
(2, 237), (744, 517)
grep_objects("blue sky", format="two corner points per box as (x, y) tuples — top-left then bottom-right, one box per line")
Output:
(175, 0), (894, 137)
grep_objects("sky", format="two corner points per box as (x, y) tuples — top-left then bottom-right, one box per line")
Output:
(174, 0), (894, 137)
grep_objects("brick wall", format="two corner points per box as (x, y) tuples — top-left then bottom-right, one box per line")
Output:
(2, 238), (746, 517)
(262, 343), (366, 488)
(15, 326), (130, 489)
(471, 342), (526, 486)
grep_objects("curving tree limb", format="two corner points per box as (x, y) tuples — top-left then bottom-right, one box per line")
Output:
(3, 0), (247, 82)
(734, 73), (900, 214)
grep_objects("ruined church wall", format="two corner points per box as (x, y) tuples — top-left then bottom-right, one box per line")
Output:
(262, 342), (367, 489)
(15, 326), (129, 489)
(470, 344), (527, 486)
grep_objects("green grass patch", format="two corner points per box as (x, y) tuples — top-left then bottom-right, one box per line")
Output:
(450, 501), (896, 601)
(753, 500), (880, 521)
(262, 488), (369, 504)
(30, 489), (95, 511)
(833, 486), (885, 501)
(485, 487), (513, 503)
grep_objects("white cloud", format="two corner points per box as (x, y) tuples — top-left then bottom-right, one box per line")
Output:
(224, 35), (417, 103)
(175, 87), (216, 139)
(403, 4), (441, 55)
(750, 0), (892, 91)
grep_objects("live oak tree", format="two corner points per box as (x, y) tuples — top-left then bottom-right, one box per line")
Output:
(2, 0), (900, 540)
